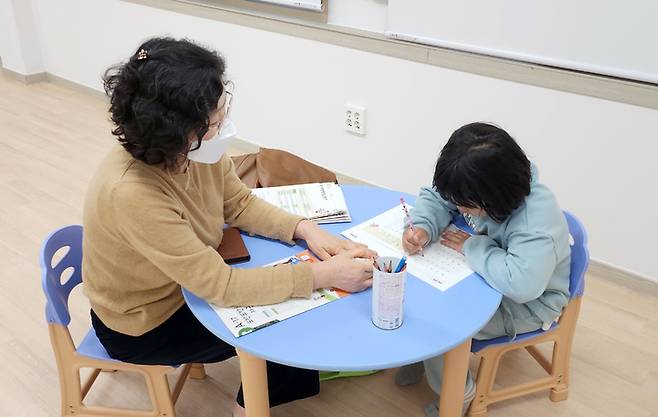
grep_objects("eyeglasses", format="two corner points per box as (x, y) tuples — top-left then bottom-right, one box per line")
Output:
(207, 81), (234, 131)
(222, 80), (234, 117)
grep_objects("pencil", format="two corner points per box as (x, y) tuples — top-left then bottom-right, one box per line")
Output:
(394, 256), (407, 273)
(373, 258), (380, 271)
(400, 197), (425, 257)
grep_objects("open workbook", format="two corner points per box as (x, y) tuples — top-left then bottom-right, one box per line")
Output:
(341, 204), (474, 292)
(251, 182), (351, 224)
(212, 250), (349, 337)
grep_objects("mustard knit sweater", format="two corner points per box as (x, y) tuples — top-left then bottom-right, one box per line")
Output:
(82, 146), (313, 336)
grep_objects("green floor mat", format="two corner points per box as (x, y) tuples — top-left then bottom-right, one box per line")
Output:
(319, 370), (379, 382)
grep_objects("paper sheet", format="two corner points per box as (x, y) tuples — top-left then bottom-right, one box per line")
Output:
(341, 204), (473, 291)
(251, 182), (351, 224)
(212, 251), (348, 337)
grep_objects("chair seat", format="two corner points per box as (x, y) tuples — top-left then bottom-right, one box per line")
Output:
(77, 328), (118, 362)
(471, 322), (558, 353)
(77, 327), (182, 368)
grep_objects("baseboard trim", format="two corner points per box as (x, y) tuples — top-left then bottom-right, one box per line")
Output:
(1, 67), (48, 84)
(45, 73), (107, 99)
(588, 259), (658, 293)
(0, 65), (105, 96)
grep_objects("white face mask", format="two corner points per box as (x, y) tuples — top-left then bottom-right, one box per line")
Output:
(187, 119), (238, 164)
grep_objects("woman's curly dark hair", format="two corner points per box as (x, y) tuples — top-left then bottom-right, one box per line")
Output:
(103, 37), (225, 169)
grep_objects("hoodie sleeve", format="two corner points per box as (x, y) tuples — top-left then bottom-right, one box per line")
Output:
(410, 186), (459, 243)
(463, 231), (558, 304)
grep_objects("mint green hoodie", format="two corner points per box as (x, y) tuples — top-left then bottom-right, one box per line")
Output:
(410, 164), (571, 335)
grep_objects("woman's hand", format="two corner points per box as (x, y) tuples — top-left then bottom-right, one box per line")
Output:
(310, 247), (374, 293)
(402, 227), (429, 255)
(295, 219), (376, 260)
(440, 229), (470, 254)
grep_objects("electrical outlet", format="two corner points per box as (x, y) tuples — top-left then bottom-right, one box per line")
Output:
(344, 104), (366, 135)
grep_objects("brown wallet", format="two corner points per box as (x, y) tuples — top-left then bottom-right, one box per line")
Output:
(217, 227), (251, 264)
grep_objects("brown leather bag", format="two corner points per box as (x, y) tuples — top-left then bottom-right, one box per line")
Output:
(231, 147), (337, 188)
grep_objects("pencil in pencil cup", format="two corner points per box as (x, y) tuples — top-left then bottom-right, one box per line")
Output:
(371, 256), (406, 330)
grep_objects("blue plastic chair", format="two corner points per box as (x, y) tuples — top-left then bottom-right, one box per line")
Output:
(467, 212), (589, 417)
(40, 225), (203, 417)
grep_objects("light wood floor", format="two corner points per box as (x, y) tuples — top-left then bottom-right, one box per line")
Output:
(0, 73), (656, 417)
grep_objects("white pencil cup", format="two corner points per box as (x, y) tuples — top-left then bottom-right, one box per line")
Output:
(371, 256), (406, 330)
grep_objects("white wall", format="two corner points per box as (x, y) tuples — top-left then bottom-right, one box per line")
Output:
(328, 0), (387, 33)
(0, 0), (29, 73)
(0, 0), (44, 74)
(7, 0), (658, 281)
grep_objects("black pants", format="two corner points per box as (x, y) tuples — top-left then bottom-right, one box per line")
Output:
(91, 305), (319, 408)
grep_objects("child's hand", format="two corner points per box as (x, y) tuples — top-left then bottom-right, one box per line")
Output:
(402, 228), (429, 255)
(440, 229), (470, 254)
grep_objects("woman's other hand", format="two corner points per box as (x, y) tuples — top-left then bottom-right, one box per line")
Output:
(310, 247), (374, 293)
(295, 219), (376, 260)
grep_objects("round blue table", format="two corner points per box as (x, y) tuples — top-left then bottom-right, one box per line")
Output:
(183, 185), (502, 417)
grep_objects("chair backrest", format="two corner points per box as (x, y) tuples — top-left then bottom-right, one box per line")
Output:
(563, 211), (589, 298)
(232, 148), (337, 188)
(39, 225), (83, 326)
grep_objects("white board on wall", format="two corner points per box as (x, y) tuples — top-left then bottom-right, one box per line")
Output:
(248, 0), (323, 11)
(386, 0), (658, 84)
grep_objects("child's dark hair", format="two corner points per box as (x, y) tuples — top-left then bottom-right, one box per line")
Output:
(433, 122), (531, 222)
(103, 37), (225, 169)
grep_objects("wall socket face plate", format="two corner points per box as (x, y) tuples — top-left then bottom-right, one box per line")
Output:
(345, 104), (366, 135)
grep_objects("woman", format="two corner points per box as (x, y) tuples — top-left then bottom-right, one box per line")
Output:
(82, 37), (375, 417)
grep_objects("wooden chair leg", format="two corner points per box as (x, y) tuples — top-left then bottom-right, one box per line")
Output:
(549, 337), (570, 402)
(467, 349), (504, 417)
(549, 296), (581, 402)
(145, 369), (176, 417)
(80, 368), (102, 400)
(171, 364), (192, 404)
(550, 385), (569, 402)
(59, 367), (83, 417)
(189, 363), (207, 380)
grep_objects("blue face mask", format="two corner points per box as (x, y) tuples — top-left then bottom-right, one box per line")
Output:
(187, 119), (238, 164)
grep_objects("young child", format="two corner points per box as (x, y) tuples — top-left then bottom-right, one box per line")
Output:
(397, 122), (571, 417)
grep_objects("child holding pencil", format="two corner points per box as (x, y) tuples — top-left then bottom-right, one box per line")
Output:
(397, 122), (571, 417)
